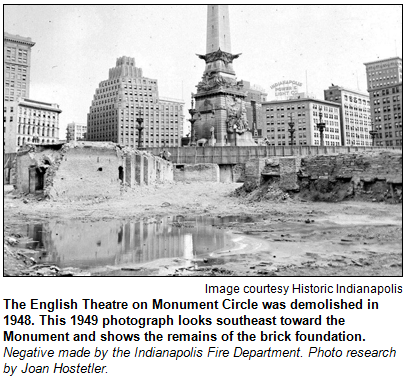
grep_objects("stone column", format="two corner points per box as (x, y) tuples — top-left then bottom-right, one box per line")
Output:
(143, 156), (150, 185)
(125, 155), (132, 187)
(135, 153), (144, 186)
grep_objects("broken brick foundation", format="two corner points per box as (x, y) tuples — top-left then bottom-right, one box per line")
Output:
(14, 142), (173, 199)
(240, 150), (402, 203)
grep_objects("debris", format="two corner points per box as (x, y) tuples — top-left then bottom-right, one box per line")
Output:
(6, 237), (18, 246)
(121, 267), (142, 271)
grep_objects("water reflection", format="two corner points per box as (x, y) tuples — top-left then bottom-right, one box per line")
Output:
(19, 216), (247, 269)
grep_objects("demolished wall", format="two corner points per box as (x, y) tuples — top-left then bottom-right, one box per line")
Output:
(174, 163), (220, 182)
(298, 151), (402, 202)
(15, 142), (173, 199)
(238, 151), (402, 203)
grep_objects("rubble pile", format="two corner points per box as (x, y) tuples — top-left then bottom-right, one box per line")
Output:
(235, 150), (402, 203)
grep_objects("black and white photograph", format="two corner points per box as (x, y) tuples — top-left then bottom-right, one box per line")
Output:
(4, 4), (402, 277)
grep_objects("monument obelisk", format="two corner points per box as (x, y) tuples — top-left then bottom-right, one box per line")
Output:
(192, 5), (256, 146)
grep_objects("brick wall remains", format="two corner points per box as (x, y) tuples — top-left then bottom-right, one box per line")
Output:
(240, 151), (402, 202)
(174, 163), (220, 182)
(15, 142), (173, 199)
(298, 151), (402, 202)
(244, 158), (266, 191)
(232, 164), (246, 183)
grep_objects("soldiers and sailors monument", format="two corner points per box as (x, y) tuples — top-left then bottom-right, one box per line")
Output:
(192, 5), (256, 147)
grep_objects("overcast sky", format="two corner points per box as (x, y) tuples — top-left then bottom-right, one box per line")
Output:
(4, 4), (402, 138)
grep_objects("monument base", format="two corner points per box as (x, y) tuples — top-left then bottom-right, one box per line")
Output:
(228, 131), (257, 147)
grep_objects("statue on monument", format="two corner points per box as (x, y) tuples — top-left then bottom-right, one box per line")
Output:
(196, 71), (241, 93)
(225, 96), (249, 134)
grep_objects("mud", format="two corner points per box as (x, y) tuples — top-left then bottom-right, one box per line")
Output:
(3, 182), (402, 276)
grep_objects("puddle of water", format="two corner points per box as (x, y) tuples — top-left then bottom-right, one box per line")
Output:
(16, 216), (260, 270)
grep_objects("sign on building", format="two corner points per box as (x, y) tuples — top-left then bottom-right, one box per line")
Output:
(270, 80), (303, 100)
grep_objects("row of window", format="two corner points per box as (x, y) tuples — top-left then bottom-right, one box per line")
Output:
(374, 113), (402, 121)
(343, 95), (368, 105)
(367, 65), (398, 76)
(345, 132), (370, 139)
(17, 125), (57, 137)
(312, 104), (340, 112)
(5, 47), (28, 64)
(369, 73), (398, 80)
(344, 111), (370, 119)
(343, 104), (370, 112)
(377, 131), (403, 138)
(373, 95), (401, 104)
(345, 140), (372, 146)
(375, 122), (403, 130)
(17, 137), (56, 146)
(265, 104), (307, 112)
(4, 89), (27, 98)
(344, 126), (370, 132)
(4, 72), (28, 80)
(5, 64), (28, 73)
(372, 87), (401, 97)
(375, 140), (402, 146)
(369, 81), (400, 89)
(265, 140), (343, 146)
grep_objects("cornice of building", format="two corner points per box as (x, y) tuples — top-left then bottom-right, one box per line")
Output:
(325, 85), (369, 97)
(363, 57), (402, 66)
(4, 32), (36, 47)
(18, 98), (62, 113)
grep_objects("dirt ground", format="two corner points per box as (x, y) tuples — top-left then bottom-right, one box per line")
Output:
(3, 182), (402, 276)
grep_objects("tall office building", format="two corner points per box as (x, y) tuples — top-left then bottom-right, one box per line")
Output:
(261, 97), (341, 146)
(364, 57), (402, 147)
(4, 32), (35, 101)
(365, 57), (402, 90)
(324, 85), (372, 146)
(4, 32), (62, 153)
(86, 57), (184, 148)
